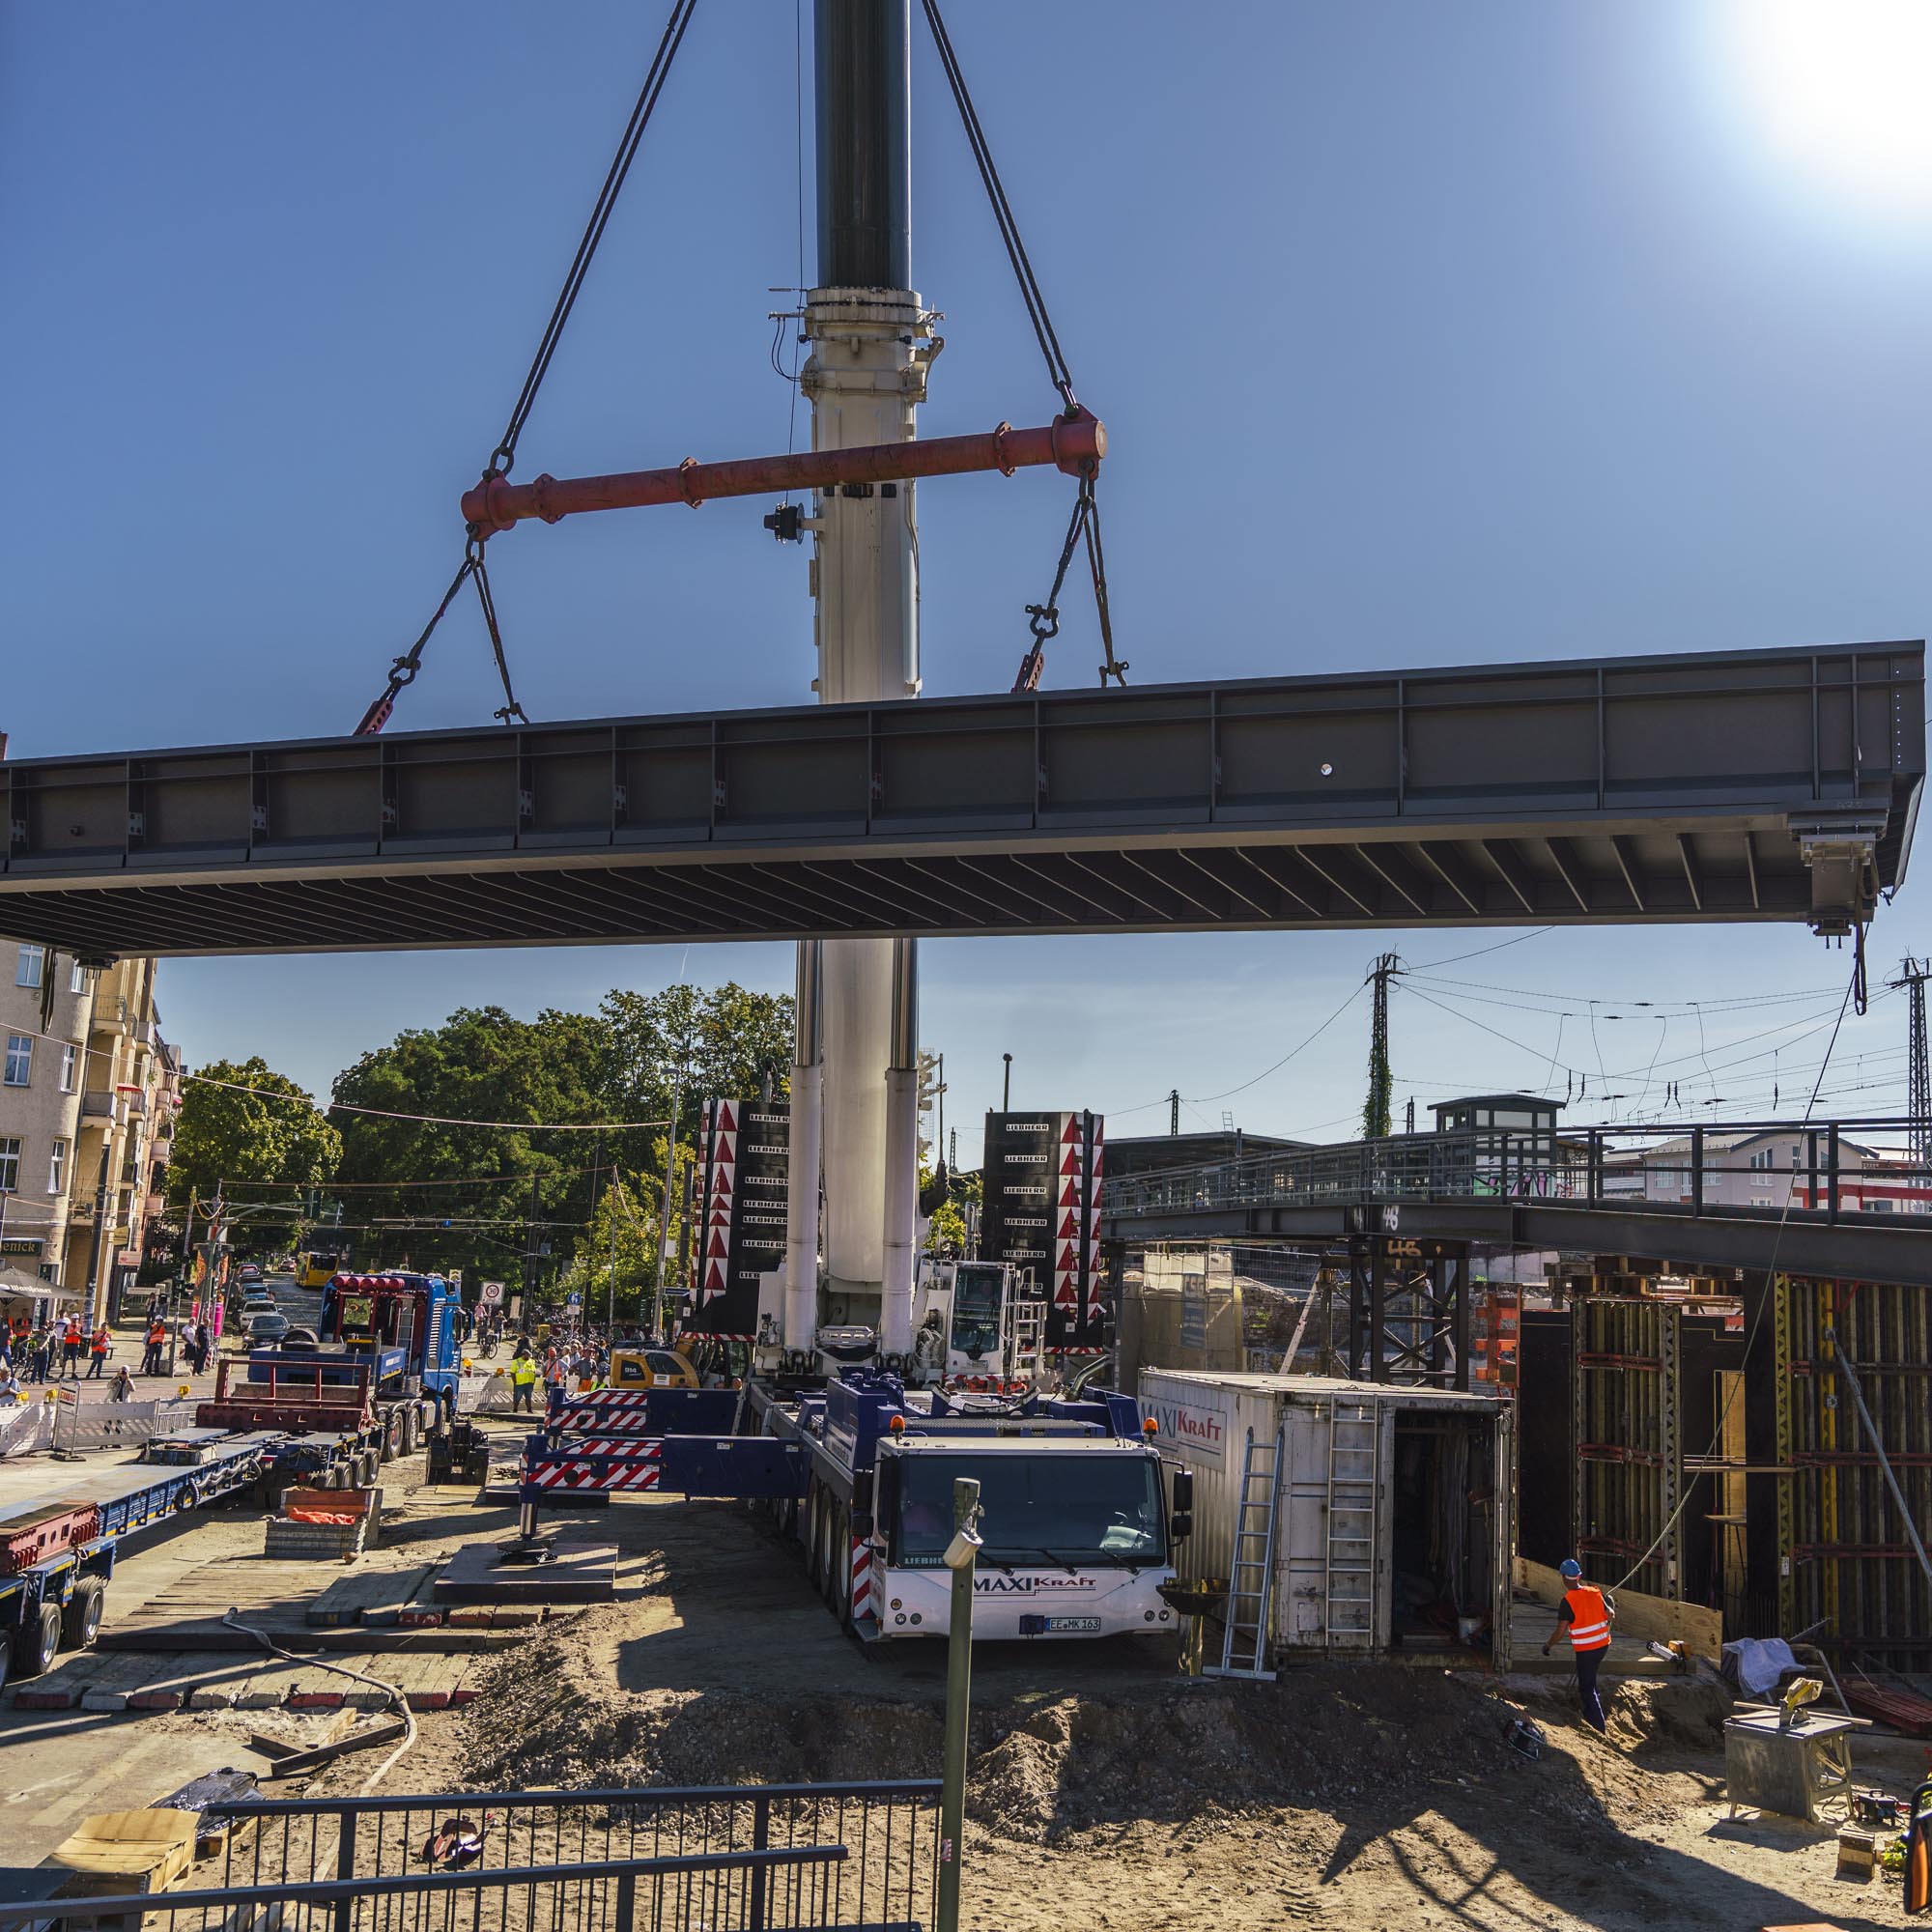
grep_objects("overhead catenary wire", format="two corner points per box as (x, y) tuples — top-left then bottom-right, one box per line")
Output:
(181, 1068), (671, 1134)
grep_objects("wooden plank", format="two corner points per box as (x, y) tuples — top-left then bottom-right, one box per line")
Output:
(1516, 1555), (1722, 1659)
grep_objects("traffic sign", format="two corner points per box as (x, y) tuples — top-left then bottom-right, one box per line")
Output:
(479, 1281), (504, 1305)
(565, 1293), (582, 1308)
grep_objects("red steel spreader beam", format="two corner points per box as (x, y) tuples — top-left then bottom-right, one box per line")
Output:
(461, 408), (1105, 537)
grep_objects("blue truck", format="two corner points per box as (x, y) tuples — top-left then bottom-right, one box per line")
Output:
(197, 1272), (464, 1481)
(519, 1371), (1188, 1644)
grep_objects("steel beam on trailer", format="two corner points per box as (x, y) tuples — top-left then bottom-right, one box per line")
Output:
(0, 642), (1918, 957)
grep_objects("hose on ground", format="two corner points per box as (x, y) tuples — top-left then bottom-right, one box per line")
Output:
(221, 1608), (420, 1794)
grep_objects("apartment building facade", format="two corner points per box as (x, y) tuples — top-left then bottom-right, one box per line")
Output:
(0, 941), (176, 1324)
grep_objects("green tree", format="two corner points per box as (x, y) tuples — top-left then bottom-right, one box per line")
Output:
(331, 1006), (615, 1279)
(923, 1166), (980, 1257)
(558, 1178), (655, 1321)
(168, 1056), (342, 1246)
(600, 981), (793, 1161)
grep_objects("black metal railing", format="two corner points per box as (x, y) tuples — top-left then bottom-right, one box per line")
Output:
(0, 1847), (855, 1932)
(0, 1782), (941, 1932)
(1101, 1116), (1930, 1228)
(190, 1780), (939, 1932)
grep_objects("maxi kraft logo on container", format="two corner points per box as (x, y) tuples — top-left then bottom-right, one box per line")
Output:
(1146, 1388), (1230, 1464)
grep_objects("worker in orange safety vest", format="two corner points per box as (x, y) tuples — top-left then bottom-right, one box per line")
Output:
(1542, 1556), (1615, 1733)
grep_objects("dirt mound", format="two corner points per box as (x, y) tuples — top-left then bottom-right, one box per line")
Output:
(458, 1631), (1681, 1851)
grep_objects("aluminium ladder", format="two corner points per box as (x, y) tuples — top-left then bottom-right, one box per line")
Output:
(1323, 1399), (1381, 1650)
(1206, 1424), (1283, 1681)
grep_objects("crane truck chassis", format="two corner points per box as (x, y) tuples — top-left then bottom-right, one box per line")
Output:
(519, 1372), (1190, 1644)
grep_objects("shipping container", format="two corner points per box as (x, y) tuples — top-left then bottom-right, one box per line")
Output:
(1139, 1370), (1516, 1667)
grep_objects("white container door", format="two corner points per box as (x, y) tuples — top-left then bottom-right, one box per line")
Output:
(1274, 1391), (1386, 1652)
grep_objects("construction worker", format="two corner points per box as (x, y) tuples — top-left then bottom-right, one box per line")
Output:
(87, 1322), (110, 1378)
(59, 1314), (84, 1379)
(26, 1323), (50, 1384)
(141, 1313), (167, 1377)
(508, 1341), (540, 1414)
(1542, 1556), (1615, 1734)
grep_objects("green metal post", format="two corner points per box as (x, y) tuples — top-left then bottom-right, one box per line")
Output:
(936, 1474), (980, 1932)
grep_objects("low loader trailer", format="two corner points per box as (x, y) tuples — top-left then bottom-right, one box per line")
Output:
(0, 1425), (283, 1685)
(196, 1358), (440, 1490)
(516, 1372), (1191, 1644)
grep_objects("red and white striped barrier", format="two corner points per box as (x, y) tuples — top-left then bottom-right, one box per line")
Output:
(523, 1443), (664, 1492)
(850, 1537), (873, 1623)
(549, 1404), (661, 1433)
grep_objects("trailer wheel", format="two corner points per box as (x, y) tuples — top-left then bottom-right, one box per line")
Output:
(61, 1577), (105, 1651)
(322, 1463), (345, 1491)
(14, 1603), (61, 1679)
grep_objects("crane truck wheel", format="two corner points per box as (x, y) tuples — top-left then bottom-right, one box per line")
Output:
(399, 1407), (417, 1456)
(61, 1577), (105, 1651)
(379, 1414), (398, 1463)
(14, 1603), (62, 1679)
(832, 1503), (853, 1627)
(808, 1487), (830, 1600)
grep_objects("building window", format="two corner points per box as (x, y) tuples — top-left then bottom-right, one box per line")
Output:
(70, 958), (87, 994)
(59, 1043), (76, 1093)
(3, 1037), (31, 1087)
(0, 1139), (18, 1192)
(14, 945), (43, 989)
(48, 1138), (66, 1195)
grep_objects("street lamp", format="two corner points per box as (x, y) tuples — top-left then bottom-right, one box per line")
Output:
(1001, 1053), (1011, 1112)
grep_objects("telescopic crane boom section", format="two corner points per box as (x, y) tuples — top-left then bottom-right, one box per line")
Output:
(460, 411), (1105, 538)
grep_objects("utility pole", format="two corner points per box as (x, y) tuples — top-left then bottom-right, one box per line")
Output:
(655, 1068), (684, 1344)
(523, 1171), (541, 1318)
(1891, 956), (1931, 1168)
(1363, 952), (1402, 1142)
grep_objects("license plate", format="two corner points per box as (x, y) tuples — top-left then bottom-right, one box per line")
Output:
(1044, 1616), (1101, 1634)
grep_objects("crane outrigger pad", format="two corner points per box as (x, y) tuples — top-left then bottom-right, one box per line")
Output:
(0, 642), (1918, 956)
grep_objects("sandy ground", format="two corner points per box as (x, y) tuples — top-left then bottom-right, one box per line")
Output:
(2, 1425), (1923, 1927)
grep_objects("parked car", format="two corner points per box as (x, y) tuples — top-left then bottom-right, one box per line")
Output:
(246, 1312), (291, 1346)
(237, 1264), (264, 1285)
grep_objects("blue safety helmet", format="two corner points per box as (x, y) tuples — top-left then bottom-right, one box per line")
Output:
(1560, 1558), (1582, 1579)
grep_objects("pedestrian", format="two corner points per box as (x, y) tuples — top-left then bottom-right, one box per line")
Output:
(1542, 1556), (1616, 1735)
(141, 1314), (167, 1377)
(508, 1341), (539, 1414)
(27, 1324), (50, 1384)
(107, 1365), (133, 1403)
(192, 1321), (211, 1374)
(0, 1363), (20, 1405)
(59, 1314), (84, 1380)
(87, 1322), (110, 1378)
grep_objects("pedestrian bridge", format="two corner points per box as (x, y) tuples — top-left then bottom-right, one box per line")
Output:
(1099, 1115), (1932, 1287)
(0, 642), (1919, 956)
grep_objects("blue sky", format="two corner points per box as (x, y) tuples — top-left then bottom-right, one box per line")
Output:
(4, 3), (1928, 1164)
